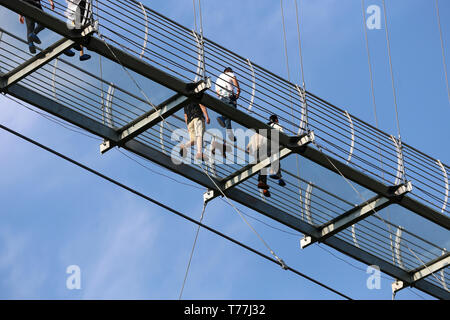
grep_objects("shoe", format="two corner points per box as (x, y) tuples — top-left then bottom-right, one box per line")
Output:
(262, 189), (271, 197)
(269, 174), (282, 180)
(28, 33), (41, 45)
(278, 179), (286, 187)
(28, 43), (36, 54)
(63, 49), (75, 57)
(257, 182), (269, 190)
(179, 145), (186, 158)
(217, 116), (225, 128)
(80, 54), (91, 61)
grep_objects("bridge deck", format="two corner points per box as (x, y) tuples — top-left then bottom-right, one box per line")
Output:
(0, 0), (448, 299)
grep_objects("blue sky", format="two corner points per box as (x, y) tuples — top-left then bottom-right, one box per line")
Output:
(0, 0), (449, 300)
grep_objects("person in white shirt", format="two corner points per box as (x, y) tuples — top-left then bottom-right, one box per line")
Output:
(64, 0), (91, 61)
(268, 114), (286, 187)
(246, 129), (271, 197)
(215, 67), (240, 142)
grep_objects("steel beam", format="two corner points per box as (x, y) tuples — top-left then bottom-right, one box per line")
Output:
(100, 79), (210, 154)
(301, 181), (413, 249)
(0, 26), (95, 90)
(4, 82), (449, 299)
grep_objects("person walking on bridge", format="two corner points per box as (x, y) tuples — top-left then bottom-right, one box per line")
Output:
(19, 0), (55, 54)
(267, 114), (286, 187)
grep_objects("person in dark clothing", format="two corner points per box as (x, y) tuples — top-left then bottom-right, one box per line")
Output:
(180, 102), (210, 161)
(19, 0), (55, 54)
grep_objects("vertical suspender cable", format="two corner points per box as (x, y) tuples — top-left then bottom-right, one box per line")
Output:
(197, 0), (206, 80)
(381, 0), (407, 184)
(435, 0), (450, 104)
(96, 0), (105, 132)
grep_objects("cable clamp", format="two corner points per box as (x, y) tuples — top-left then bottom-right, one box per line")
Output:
(271, 251), (288, 270)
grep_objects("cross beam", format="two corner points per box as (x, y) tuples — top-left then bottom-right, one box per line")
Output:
(0, 26), (95, 90)
(301, 181), (413, 249)
(100, 79), (211, 154)
(392, 253), (449, 297)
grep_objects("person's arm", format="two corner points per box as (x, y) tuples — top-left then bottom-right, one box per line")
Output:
(48, 0), (55, 10)
(232, 76), (240, 99)
(199, 104), (210, 124)
(184, 113), (188, 127)
(19, 15), (24, 24)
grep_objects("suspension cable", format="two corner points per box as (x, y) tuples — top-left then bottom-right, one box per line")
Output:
(94, 18), (287, 271)
(361, 0), (395, 262)
(281, 0), (304, 218)
(294, 0), (305, 89)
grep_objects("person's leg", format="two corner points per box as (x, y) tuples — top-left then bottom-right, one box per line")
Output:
(33, 23), (45, 36)
(270, 160), (282, 179)
(194, 118), (206, 160)
(276, 163), (286, 186)
(25, 18), (37, 53)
